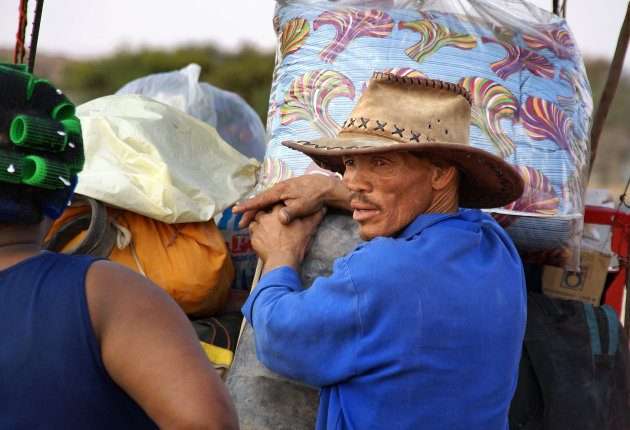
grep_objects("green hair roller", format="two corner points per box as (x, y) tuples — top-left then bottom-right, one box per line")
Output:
(32, 79), (75, 120)
(0, 66), (36, 105)
(0, 64), (28, 73)
(61, 118), (85, 173)
(10, 114), (67, 152)
(22, 155), (71, 189)
(51, 100), (76, 121)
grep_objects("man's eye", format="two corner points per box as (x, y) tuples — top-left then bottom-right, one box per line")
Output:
(375, 160), (387, 166)
(343, 159), (354, 167)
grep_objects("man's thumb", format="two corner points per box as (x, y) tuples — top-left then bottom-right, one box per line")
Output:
(279, 207), (293, 224)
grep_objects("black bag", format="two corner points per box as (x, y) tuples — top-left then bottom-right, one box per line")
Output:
(509, 292), (630, 430)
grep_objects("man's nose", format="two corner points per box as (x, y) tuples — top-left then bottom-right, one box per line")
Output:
(343, 166), (371, 193)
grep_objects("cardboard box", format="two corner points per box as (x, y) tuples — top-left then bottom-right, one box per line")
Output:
(542, 250), (611, 306)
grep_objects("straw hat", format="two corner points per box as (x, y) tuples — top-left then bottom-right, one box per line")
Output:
(282, 72), (524, 209)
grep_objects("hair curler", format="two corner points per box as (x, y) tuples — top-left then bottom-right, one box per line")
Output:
(10, 114), (67, 152)
(22, 155), (71, 189)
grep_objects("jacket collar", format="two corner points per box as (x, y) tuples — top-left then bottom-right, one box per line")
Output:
(396, 208), (478, 240)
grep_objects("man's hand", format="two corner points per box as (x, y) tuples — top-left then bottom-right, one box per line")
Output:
(248, 203), (325, 276)
(234, 175), (351, 229)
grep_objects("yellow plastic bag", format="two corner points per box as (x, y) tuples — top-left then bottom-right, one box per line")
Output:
(75, 94), (260, 223)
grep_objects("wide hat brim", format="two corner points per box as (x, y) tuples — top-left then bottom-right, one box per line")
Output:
(282, 136), (524, 209)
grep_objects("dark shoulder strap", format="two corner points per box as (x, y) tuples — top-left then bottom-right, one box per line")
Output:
(598, 305), (619, 355)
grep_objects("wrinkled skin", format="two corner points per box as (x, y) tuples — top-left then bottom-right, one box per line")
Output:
(235, 151), (459, 271)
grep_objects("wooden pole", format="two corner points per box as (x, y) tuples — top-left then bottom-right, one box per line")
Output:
(590, 1), (630, 177)
(552, 0), (567, 18)
(235, 258), (263, 342)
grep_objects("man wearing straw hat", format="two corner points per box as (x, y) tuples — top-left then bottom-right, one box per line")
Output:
(234, 72), (527, 429)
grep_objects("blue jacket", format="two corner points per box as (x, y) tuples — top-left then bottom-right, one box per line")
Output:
(243, 209), (527, 430)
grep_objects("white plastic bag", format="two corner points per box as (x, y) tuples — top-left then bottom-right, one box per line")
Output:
(117, 63), (267, 162)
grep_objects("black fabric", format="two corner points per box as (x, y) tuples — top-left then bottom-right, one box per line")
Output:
(190, 289), (248, 353)
(522, 261), (543, 293)
(191, 311), (243, 353)
(509, 292), (630, 430)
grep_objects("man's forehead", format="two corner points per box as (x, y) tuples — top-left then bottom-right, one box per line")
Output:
(341, 151), (413, 160)
(341, 151), (432, 166)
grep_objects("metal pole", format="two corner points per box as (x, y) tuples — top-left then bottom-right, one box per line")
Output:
(27, 0), (44, 74)
(13, 0), (28, 64)
(590, 1), (630, 177)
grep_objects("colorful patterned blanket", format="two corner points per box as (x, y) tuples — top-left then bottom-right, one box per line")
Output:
(261, 0), (592, 268)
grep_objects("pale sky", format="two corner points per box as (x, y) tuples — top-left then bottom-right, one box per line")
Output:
(0, 0), (627, 70)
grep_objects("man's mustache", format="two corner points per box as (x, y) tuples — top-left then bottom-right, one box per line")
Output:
(349, 193), (381, 210)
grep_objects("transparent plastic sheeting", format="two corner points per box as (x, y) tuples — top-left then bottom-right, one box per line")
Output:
(262, 0), (592, 268)
(117, 63), (267, 163)
(76, 94), (260, 223)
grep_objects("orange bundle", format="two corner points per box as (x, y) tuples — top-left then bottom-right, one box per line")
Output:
(46, 204), (233, 318)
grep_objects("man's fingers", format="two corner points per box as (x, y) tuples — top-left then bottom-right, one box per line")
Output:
(278, 207), (293, 225)
(313, 207), (326, 224)
(233, 186), (284, 214)
(279, 199), (323, 225)
(232, 197), (263, 214)
(238, 202), (284, 229)
(301, 207), (326, 232)
(237, 210), (257, 229)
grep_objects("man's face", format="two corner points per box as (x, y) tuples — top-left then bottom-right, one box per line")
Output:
(342, 152), (437, 241)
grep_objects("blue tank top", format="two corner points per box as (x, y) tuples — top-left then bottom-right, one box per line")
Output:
(0, 252), (158, 429)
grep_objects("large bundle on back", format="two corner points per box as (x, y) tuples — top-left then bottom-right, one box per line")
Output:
(48, 94), (261, 317)
(261, 0), (592, 268)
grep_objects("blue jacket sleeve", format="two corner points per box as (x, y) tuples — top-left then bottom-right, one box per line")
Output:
(241, 260), (362, 388)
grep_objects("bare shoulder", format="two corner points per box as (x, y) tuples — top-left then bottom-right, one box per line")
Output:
(84, 259), (184, 341)
(84, 258), (200, 351)
(85, 260), (176, 314)
(86, 259), (164, 295)
(84, 259), (239, 429)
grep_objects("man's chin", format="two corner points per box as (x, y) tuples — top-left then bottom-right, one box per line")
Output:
(357, 223), (400, 241)
(359, 232), (372, 241)
(357, 225), (377, 242)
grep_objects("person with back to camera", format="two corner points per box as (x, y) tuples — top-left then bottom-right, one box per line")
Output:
(233, 72), (527, 429)
(0, 63), (239, 429)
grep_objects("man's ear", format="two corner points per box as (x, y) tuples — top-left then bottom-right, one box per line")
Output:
(431, 165), (458, 191)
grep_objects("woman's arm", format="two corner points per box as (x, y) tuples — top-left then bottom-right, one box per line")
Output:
(86, 260), (239, 430)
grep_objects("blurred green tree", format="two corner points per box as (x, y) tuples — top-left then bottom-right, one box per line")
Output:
(58, 44), (275, 123)
(586, 59), (630, 126)
(585, 60), (630, 196)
